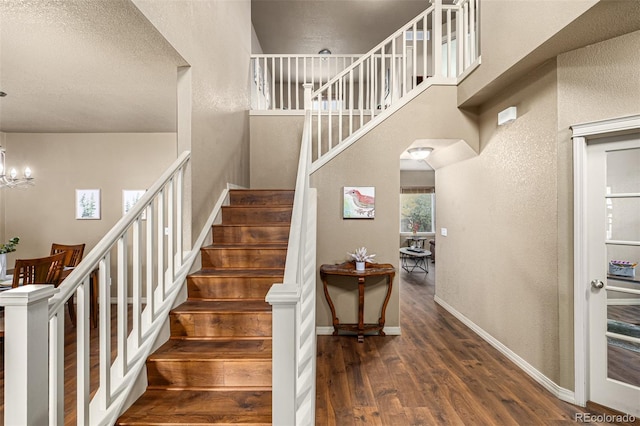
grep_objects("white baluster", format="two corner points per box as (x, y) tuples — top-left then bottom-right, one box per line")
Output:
(446, 9), (452, 77)
(117, 236), (128, 376)
(133, 217), (143, 347)
(349, 69), (354, 135)
(295, 56), (300, 109)
(146, 203), (155, 321)
(338, 77), (343, 142)
(470, 0), (476, 61)
(423, 15), (428, 80)
(157, 190), (165, 299)
(99, 255), (111, 410)
(77, 277), (90, 425)
(359, 64), (363, 127)
(402, 28), (407, 96)
(457, 7), (464, 76)
(287, 57), (292, 110)
(50, 306), (64, 426)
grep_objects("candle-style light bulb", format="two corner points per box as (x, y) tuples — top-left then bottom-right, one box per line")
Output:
(0, 163), (3, 175)
(10, 168), (17, 179)
(24, 167), (32, 179)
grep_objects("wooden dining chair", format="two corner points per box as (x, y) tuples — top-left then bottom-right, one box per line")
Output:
(50, 243), (86, 326)
(11, 251), (67, 288)
(51, 243), (85, 268)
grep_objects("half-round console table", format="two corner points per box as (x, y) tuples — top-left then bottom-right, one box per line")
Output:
(320, 261), (395, 343)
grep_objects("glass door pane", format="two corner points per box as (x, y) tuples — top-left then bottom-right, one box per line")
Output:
(605, 146), (640, 388)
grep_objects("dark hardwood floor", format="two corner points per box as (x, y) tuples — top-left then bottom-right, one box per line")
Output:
(1, 259), (638, 425)
(316, 262), (639, 425)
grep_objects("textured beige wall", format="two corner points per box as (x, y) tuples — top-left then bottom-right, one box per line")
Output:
(458, 0), (597, 107)
(250, 114), (304, 189)
(400, 170), (435, 187)
(557, 30), (640, 129)
(311, 85), (477, 329)
(554, 29), (640, 388)
(437, 60), (561, 381)
(133, 0), (252, 240)
(434, 29), (640, 390)
(0, 133), (175, 267)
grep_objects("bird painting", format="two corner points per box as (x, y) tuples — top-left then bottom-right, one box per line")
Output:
(344, 187), (375, 218)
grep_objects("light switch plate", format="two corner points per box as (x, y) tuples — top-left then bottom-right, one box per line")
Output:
(441, 227), (448, 236)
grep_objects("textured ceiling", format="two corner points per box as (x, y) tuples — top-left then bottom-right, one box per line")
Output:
(0, 0), (429, 133)
(0, 0), (186, 133)
(252, 0), (429, 54)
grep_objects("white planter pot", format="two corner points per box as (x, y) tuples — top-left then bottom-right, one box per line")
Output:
(355, 261), (365, 271)
(0, 253), (7, 280)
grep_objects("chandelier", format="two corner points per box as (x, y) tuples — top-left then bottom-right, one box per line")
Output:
(0, 147), (34, 189)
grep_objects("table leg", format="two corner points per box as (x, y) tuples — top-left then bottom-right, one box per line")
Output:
(321, 276), (340, 336)
(378, 273), (394, 336)
(357, 277), (365, 343)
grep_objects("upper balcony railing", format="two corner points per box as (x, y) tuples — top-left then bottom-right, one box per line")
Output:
(251, 0), (480, 116)
(307, 0), (480, 169)
(251, 54), (361, 111)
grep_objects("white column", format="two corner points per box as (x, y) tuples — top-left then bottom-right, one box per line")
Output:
(265, 285), (299, 426)
(0, 285), (58, 426)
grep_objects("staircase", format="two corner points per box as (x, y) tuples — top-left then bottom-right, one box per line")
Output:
(116, 189), (294, 425)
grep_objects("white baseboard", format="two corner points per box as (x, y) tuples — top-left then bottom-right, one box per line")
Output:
(316, 326), (401, 336)
(434, 295), (576, 405)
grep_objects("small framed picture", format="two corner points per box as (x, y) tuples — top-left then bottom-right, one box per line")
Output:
(76, 189), (101, 220)
(343, 186), (375, 219)
(123, 189), (146, 219)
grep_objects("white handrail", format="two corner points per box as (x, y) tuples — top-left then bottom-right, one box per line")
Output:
(309, 0), (479, 168)
(0, 150), (204, 426)
(266, 108), (317, 425)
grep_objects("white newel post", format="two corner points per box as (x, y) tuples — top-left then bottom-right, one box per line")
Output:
(266, 284), (299, 426)
(303, 83), (313, 111)
(0, 285), (58, 426)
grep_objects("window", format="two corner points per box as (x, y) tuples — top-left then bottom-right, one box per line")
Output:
(400, 187), (434, 233)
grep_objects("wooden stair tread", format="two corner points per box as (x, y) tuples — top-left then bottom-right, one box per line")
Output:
(172, 300), (271, 313)
(222, 204), (292, 209)
(213, 223), (291, 228)
(116, 390), (271, 425)
(118, 188), (290, 425)
(188, 269), (284, 278)
(203, 243), (288, 249)
(229, 189), (294, 206)
(151, 338), (272, 360)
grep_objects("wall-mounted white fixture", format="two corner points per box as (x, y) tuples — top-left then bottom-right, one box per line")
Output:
(0, 147), (34, 189)
(318, 48), (331, 55)
(407, 147), (433, 160)
(498, 106), (517, 126)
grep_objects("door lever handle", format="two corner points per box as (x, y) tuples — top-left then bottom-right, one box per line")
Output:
(591, 279), (604, 289)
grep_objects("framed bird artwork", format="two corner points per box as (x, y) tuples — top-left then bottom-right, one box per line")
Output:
(343, 186), (375, 219)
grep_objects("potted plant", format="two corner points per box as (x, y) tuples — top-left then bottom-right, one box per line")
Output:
(348, 246), (376, 271)
(0, 237), (19, 280)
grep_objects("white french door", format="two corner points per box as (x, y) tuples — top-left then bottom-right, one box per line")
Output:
(586, 135), (640, 416)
